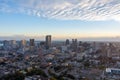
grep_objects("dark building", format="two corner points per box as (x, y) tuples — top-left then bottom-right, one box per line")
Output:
(65, 39), (70, 45)
(71, 39), (78, 52)
(30, 39), (35, 46)
(3, 40), (9, 46)
(40, 41), (45, 48)
(72, 39), (77, 45)
(45, 35), (51, 49)
(79, 41), (82, 46)
(29, 39), (35, 51)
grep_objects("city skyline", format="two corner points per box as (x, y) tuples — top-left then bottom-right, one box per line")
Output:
(0, 0), (120, 40)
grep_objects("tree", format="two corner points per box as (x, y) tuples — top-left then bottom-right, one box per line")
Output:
(50, 77), (57, 80)
(84, 60), (90, 68)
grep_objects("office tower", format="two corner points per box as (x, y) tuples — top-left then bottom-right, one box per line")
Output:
(30, 39), (35, 46)
(72, 39), (77, 45)
(21, 40), (26, 47)
(79, 41), (82, 46)
(9, 40), (17, 48)
(40, 41), (45, 48)
(71, 39), (78, 52)
(29, 39), (35, 51)
(65, 39), (70, 45)
(10, 40), (16, 45)
(3, 40), (9, 46)
(45, 35), (51, 49)
(75, 39), (77, 44)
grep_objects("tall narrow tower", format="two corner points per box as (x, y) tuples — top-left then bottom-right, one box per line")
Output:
(30, 39), (35, 46)
(46, 35), (51, 49)
(29, 39), (35, 51)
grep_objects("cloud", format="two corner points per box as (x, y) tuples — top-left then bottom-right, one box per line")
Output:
(0, 0), (120, 21)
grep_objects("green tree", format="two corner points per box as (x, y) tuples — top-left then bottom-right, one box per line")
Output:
(50, 77), (57, 80)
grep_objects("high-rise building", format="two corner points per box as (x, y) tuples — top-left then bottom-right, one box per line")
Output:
(9, 40), (17, 48)
(10, 40), (16, 45)
(71, 39), (78, 52)
(3, 40), (9, 46)
(29, 39), (35, 51)
(30, 39), (35, 46)
(45, 35), (51, 49)
(40, 41), (45, 48)
(21, 40), (26, 47)
(72, 39), (77, 45)
(65, 39), (70, 45)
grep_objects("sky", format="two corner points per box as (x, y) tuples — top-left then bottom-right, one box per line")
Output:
(0, 0), (120, 41)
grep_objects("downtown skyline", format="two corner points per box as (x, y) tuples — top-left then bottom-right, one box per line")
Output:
(0, 0), (120, 41)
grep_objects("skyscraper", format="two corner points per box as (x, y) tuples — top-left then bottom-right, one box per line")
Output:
(45, 35), (51, 49)
(29, 39), (35, 51)
(65, 39), (70, 45)
(21, 40), (26, 47)
(71, 39), (78, 52)
(30, 39), (35, 46)
(10, 40), (17, 48)
(10, 40), (16, 45)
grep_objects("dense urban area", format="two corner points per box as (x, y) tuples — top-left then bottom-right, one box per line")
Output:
(0, 35), (120, 80)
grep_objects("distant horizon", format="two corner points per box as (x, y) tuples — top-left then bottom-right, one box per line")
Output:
(1, 35), (120, 42)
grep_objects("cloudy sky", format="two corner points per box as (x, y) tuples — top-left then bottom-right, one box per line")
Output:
(0, 0), (120, 40)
